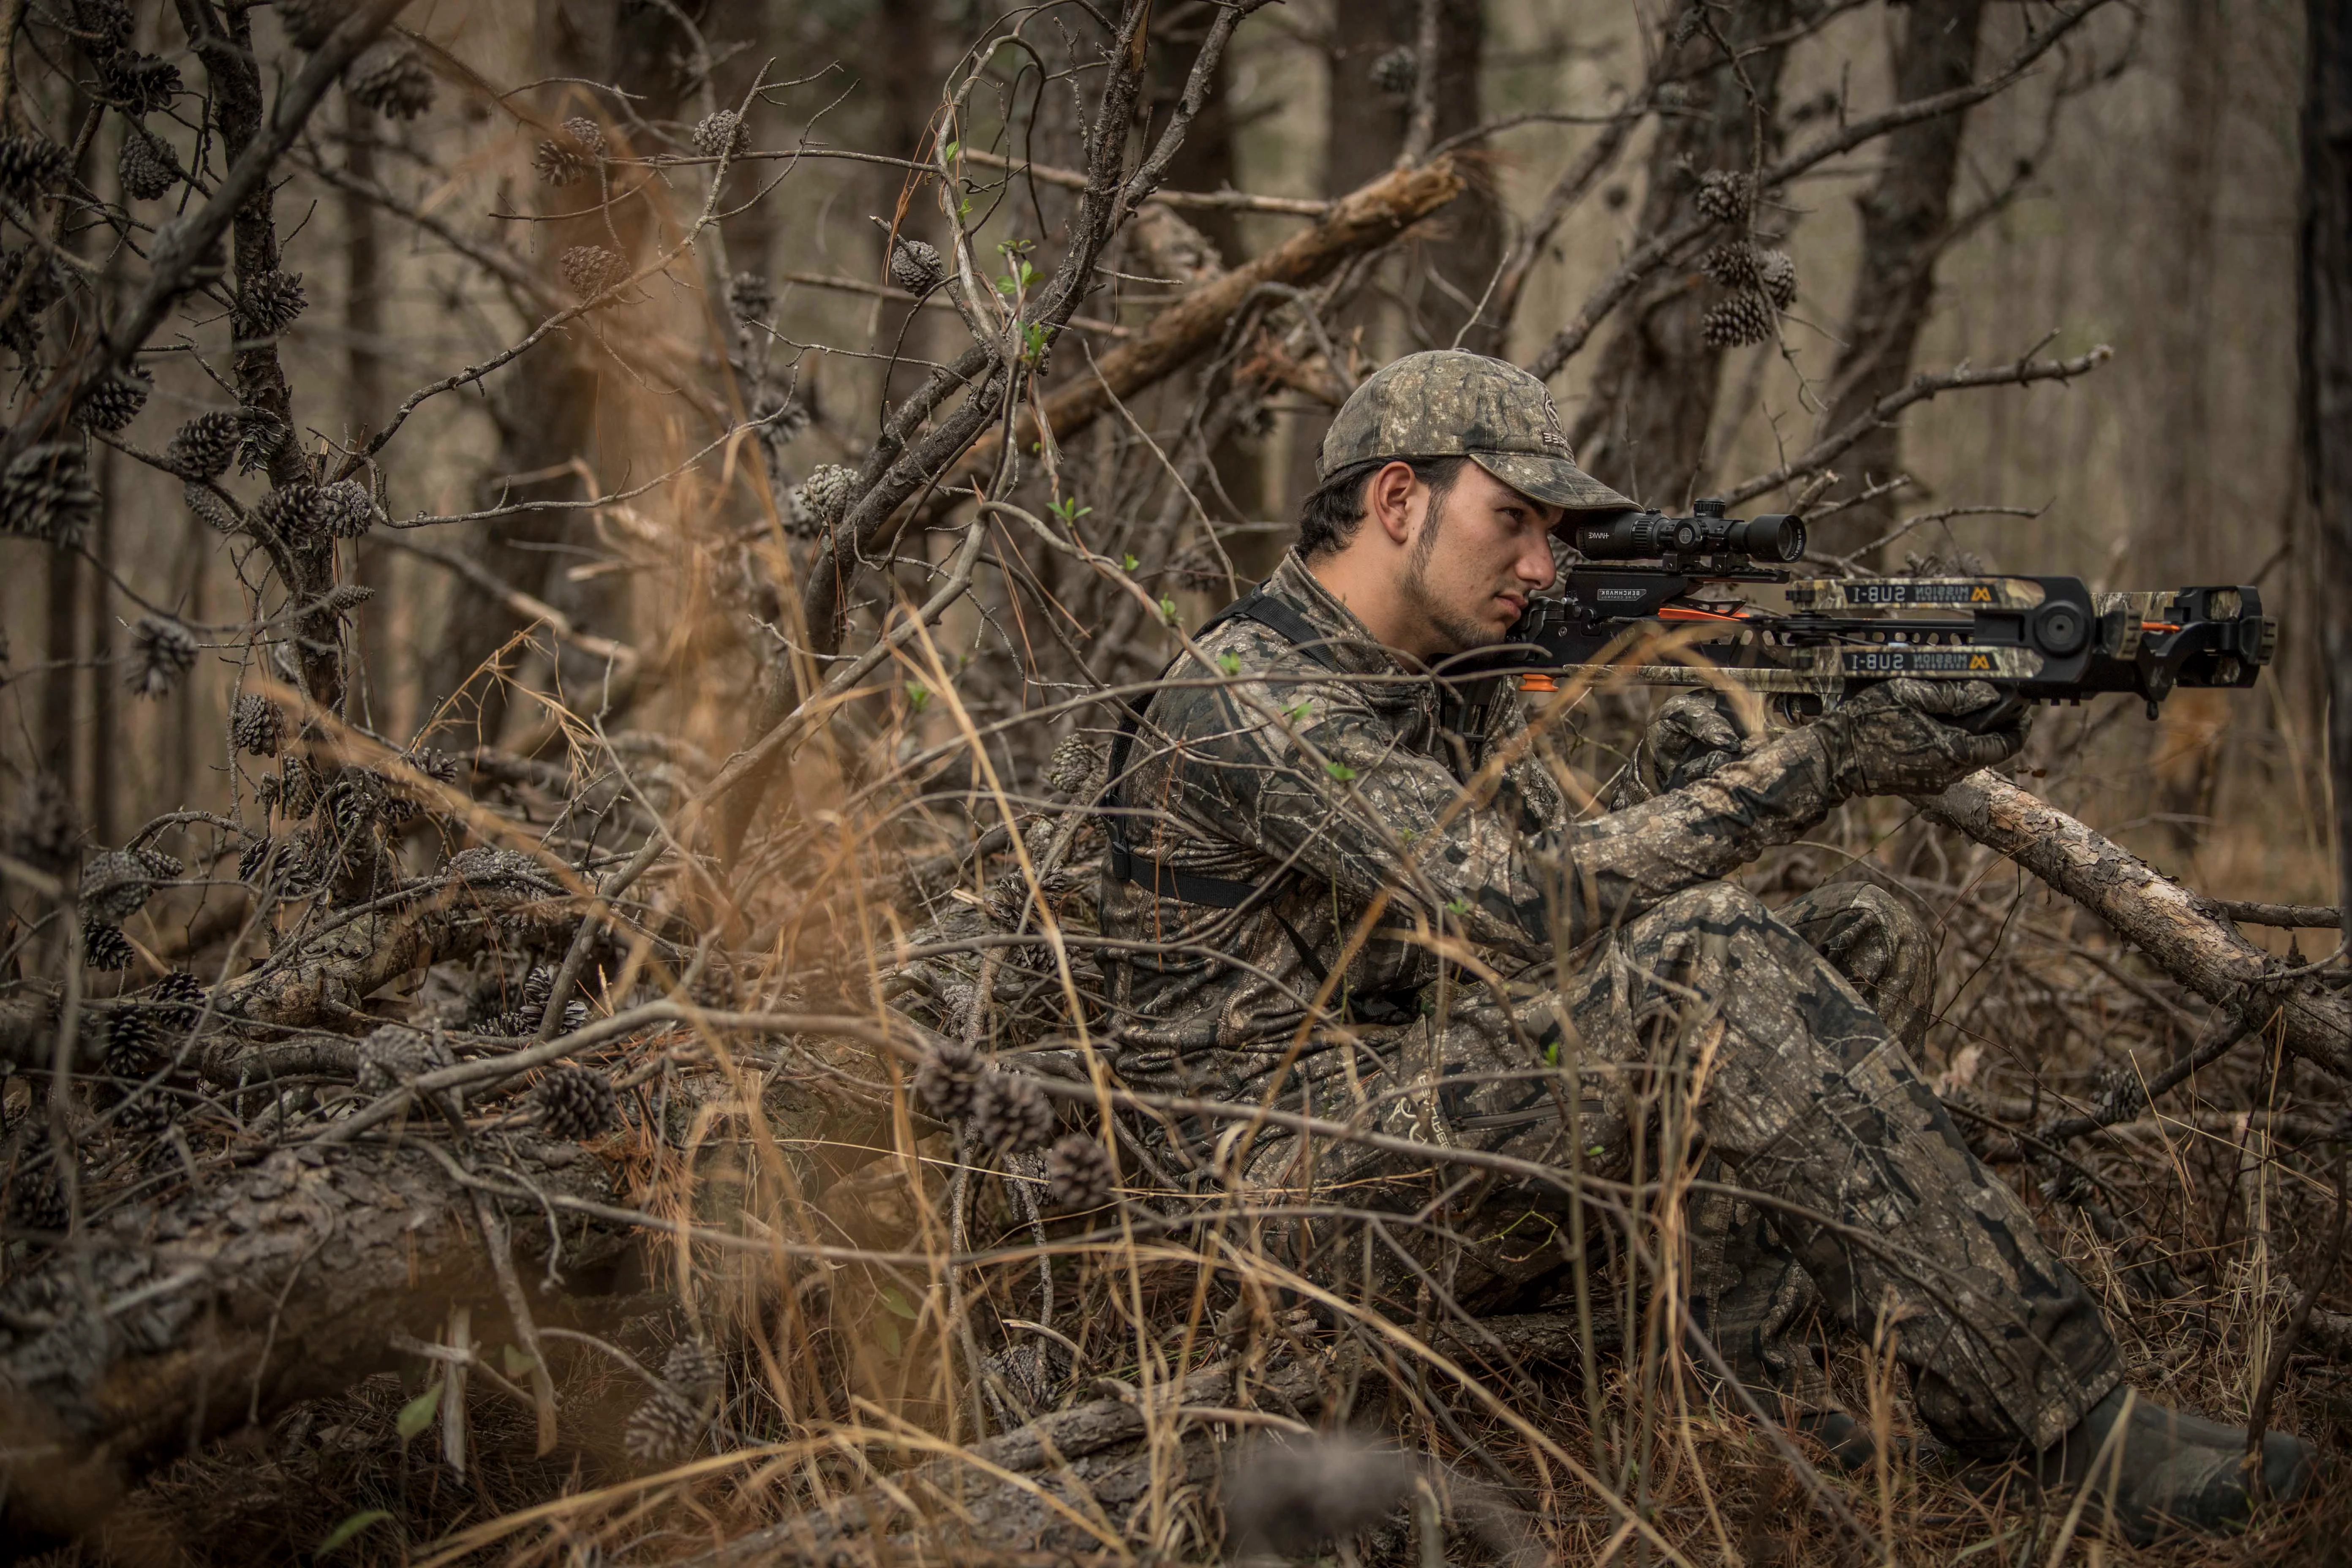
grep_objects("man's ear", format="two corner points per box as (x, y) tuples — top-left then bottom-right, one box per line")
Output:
(1365, 460), (1418, 547)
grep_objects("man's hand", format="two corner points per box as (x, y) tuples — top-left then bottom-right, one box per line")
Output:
(1611, 689), (1754, 809)
(1816, 679), (2030, 798)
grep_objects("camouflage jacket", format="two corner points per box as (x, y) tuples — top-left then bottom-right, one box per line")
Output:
(1097, 552), (1852, 1094)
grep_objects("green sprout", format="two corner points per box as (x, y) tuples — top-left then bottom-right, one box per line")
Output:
(904, 681), (929, 713)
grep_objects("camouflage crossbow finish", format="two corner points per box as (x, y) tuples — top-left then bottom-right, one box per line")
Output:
(1477, 498), (2277, 725)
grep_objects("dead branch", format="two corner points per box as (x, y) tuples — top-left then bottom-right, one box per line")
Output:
(1920, 771), (2351, 1076)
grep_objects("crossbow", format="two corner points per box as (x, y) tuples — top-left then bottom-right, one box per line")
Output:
(1472, 499), (2276, 726)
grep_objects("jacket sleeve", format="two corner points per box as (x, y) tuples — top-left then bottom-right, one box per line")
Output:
(1179, 662), (1846, 962)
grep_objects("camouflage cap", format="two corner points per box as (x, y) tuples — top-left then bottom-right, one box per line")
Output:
(1318, 349), (1634, 520)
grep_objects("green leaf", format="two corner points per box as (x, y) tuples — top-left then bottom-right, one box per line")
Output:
(1122, 553), (1140, 572)
(318, 1510), (395, 1558)
(1159, 596), (1179, 624)
(904, 681), (929, 713)
(1323, 761), (1356, 783)
(877, 1317), (901, 1357)
(958, 196), (974, 219)
(879, 1287), (920, 1320)
(395, 1382), (443, 1442)
(941, 138), (960, 162)
(501, 1344), (536, 1377)
(1397, 827), (1416, 844)
(1444, 897), (1469, 917)
(1216, 652), (1241, 677)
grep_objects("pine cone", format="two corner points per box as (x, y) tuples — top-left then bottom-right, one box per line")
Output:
(750, 386), (808, 449)
(532, 1063), (617, 1140)
(278, 753), (321, 819)
(888, 237), (945, 297)
(561, 116), (607, 157)
(231, 692), (284, 755)
(166, 411), (241, 480)
(1369, 46), (1418, 94)
(114, 1086), (176, 1137)
(76, 365), (152, 432)
(234, 269), (308, 338)
(1700, 241), (1760, 291)
(793, 463), (858, 528)
(7, 1163), (68, 1233)
(6, 772), (79, 874)
(316, 479), (376, 539)
(1043, 734), (1102, 798)
(117, 124), (181, 201)
(82, 920), (137, 970)
(346, 41), (435, 119)
(662, 1339), (724, 1398)
(150, 970), (207, 1032)
(236, 833), (278, 885)
(916, 1037), (980, 1121)
(1044, 1133), (1115, 1211)
(181, 482), (239, 534)
(970, 1068), (1054, 1153)
(559, 243), (623, 298)
(1700, 292), (1773, 349)
(101, 52), (180, 114)
(721, 275), (772, 335)
(623, 1386), (703, 1462)
(354, 1022), (451, 1093)
(1757, 248), (1798, 310)
(133, 846), (184, 881)
(82, 848), (157, 923)
(103, 1005), (161, 1078)
(0, 247), (57, 353)
(256, 482), (324, 544)
(66, 0), (134, 56)
(236, 406), (289, 474)
(532, 135), (594, 187)
(128, 616), (197, 699)
(692, 109), (748, 160)
(322, 769), (387, 844)
(278, 0), (348, 49)
(0, 133), (68, 200)
(1694, 169), (1752, 224)
(0, 443), (99, 547)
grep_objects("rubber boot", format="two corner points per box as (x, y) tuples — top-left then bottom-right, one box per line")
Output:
(2034, 1388), (2316, 1543)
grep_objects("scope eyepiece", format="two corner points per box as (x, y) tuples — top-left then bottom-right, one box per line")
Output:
(1570, 508), (1805, 564)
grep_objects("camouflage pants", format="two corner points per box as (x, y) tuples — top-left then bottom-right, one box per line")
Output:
(1230, 881), (2120, 1454)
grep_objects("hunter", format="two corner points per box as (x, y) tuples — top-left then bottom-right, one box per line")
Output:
(1094, 349), (2313, 1539)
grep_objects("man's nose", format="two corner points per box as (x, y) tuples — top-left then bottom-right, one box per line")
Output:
(1518, 534), (1557, 590)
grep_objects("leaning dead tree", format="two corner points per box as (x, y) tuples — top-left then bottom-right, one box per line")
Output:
(0, 1), (2342, 1561)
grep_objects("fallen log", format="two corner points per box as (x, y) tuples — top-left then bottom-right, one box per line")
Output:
(1921, 772), (2350, 1077)
(0, 1135), (632, 1536)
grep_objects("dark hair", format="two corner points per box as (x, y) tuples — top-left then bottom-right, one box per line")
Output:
(1295, 455), (1469, 562)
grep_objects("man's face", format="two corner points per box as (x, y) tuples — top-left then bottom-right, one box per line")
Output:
(1398, 463), (1562, 656)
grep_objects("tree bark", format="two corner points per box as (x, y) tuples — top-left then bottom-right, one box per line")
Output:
(1811, 0), (1986, 561)
(1570, 2), (1814, 508)
(2304, 0), (2352, 950)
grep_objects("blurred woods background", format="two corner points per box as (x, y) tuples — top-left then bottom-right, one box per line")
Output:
(0, 0), (2323, 900)
(1, 0), (2348, 1563)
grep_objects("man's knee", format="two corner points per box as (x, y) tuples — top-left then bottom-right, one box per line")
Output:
(1780, 882), (1936, 1050)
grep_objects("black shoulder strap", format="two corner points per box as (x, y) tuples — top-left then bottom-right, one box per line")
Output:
(1099, 586), (1345, 907)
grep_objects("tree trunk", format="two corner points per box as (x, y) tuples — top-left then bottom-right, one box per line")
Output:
(2306, 0), (2352, 947)
(1810, 0), (1986, 562)
(1570, 2), (1811, 509)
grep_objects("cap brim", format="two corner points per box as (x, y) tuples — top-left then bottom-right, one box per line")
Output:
(1469, 451), (1636, 523)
